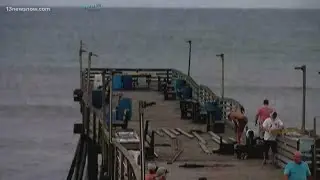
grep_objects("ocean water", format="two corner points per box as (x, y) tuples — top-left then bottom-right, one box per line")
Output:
(0, 8), (320, 180)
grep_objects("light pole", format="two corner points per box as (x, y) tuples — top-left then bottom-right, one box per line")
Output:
(313, 116), (320, 180)
(187, 40), (192, 76)
(79, 40), (87, 88)
(87, 52), (98, 98)
(216, 53), (225, 119)
(138, 101), (156, 180)
(216, 53), (225, 100)
(294, 65), (306, 132)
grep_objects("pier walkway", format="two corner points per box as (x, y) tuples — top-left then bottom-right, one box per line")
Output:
(117, 91), (283, 179)
(67, 67), (319, 180)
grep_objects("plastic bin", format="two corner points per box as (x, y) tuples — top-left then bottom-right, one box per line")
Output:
(112, 75), (123, 90)
(118, 98), (132, 120)
(122, 75), (133, 90)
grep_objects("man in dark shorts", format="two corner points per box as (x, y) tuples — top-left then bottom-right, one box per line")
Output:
(228, 107), (248, 144)
(262, 111), (284, 165)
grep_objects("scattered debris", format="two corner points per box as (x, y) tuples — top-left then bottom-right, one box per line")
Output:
(155, 143), (171, 147)
(191, 131), (206, 144)
(170, 129), (180, 136)
(162, 128), (177, 139)
(199, 142), (211, 154)
(155, 129), (164, 137)
(179, 163), (234, 168)
(167, 148), (184, 164)
(175, 128), (194, 139)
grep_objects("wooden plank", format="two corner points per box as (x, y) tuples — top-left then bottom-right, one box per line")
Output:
(170, 129), (180, 136)
(167, 149), (184, 164)
(277, 141), (297, 154)
(162, 128), (177, 139)
(175, 128), (194, 139)
(192, 132), (206, 144)
(228, 137), (236, 143)
(155, 129), (164, 137)
(199, 142), (211, 154)
(276, 154), (292, 165)
(276, 136), (299, 149)
(208, 131), (227, 144)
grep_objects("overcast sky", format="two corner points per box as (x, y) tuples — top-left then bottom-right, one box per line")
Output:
(1, 0), (320, 9)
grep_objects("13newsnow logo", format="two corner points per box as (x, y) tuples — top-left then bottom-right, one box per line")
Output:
(82, 4), (102, 11)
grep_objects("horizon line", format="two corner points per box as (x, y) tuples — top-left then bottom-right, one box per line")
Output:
(0, 5), (319, 10)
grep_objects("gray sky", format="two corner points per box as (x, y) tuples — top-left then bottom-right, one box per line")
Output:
(1, 0), (320, 8)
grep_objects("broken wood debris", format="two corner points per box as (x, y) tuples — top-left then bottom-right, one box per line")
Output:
(199, 142), (211, 154)
(167, 148), (184, 164)
(162, 128), (176, 139)
(208, 131), (227, 144)
(155, 129), (164, 137)
(175, 128), (194, 139)
(191, 131), (206, 144)
(169, 129), (180, 136)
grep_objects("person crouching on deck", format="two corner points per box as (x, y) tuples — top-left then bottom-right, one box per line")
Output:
(227, 107), (248, 144)
(145, 163), (157, 180)
(262, 111), (284, 165)
(155, 167), (169, 180)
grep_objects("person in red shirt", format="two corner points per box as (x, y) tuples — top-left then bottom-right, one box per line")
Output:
(145, 163), (157, 180)
(255, 99), (273, 138)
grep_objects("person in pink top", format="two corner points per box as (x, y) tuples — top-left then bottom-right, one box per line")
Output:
(145, 163), (157, 180)
(255, 99), (273, 138)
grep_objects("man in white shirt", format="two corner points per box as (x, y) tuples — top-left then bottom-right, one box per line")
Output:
(262, 111), (284, 165)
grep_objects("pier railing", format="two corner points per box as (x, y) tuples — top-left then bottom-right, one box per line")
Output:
(276, 135), (320, 177)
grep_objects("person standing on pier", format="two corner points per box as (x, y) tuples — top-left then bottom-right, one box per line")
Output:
(262, 111), (284, 165)
(227, 106), (248, 144)
(145, 163), (157, 180)
(155, 167), (169, 180)
(255, 99), (274, 138)
(284, 151), (312, 180)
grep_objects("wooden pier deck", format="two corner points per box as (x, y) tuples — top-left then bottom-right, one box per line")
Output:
(118, 91), (283, 180)
(67, 46), (319, 180)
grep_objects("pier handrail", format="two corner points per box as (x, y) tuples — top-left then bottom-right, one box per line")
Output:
(171, 69), (243, 113)
(113, 141), (141, 180)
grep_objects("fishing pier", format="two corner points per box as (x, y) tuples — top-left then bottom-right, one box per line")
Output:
(66, 42), (320, 180)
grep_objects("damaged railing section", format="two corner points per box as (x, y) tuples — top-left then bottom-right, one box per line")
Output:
(276, 135), (320, 178)
(113, 142), (141, 180)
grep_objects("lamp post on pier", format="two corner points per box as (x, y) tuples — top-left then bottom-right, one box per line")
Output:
(216, 53), (225, 118)
(294, 65), (306, 132)
(87, 52), (98, 97)
(313, 116), (320, 180)
(187, 40), (192, 76)
(79, 40), (87, 88)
